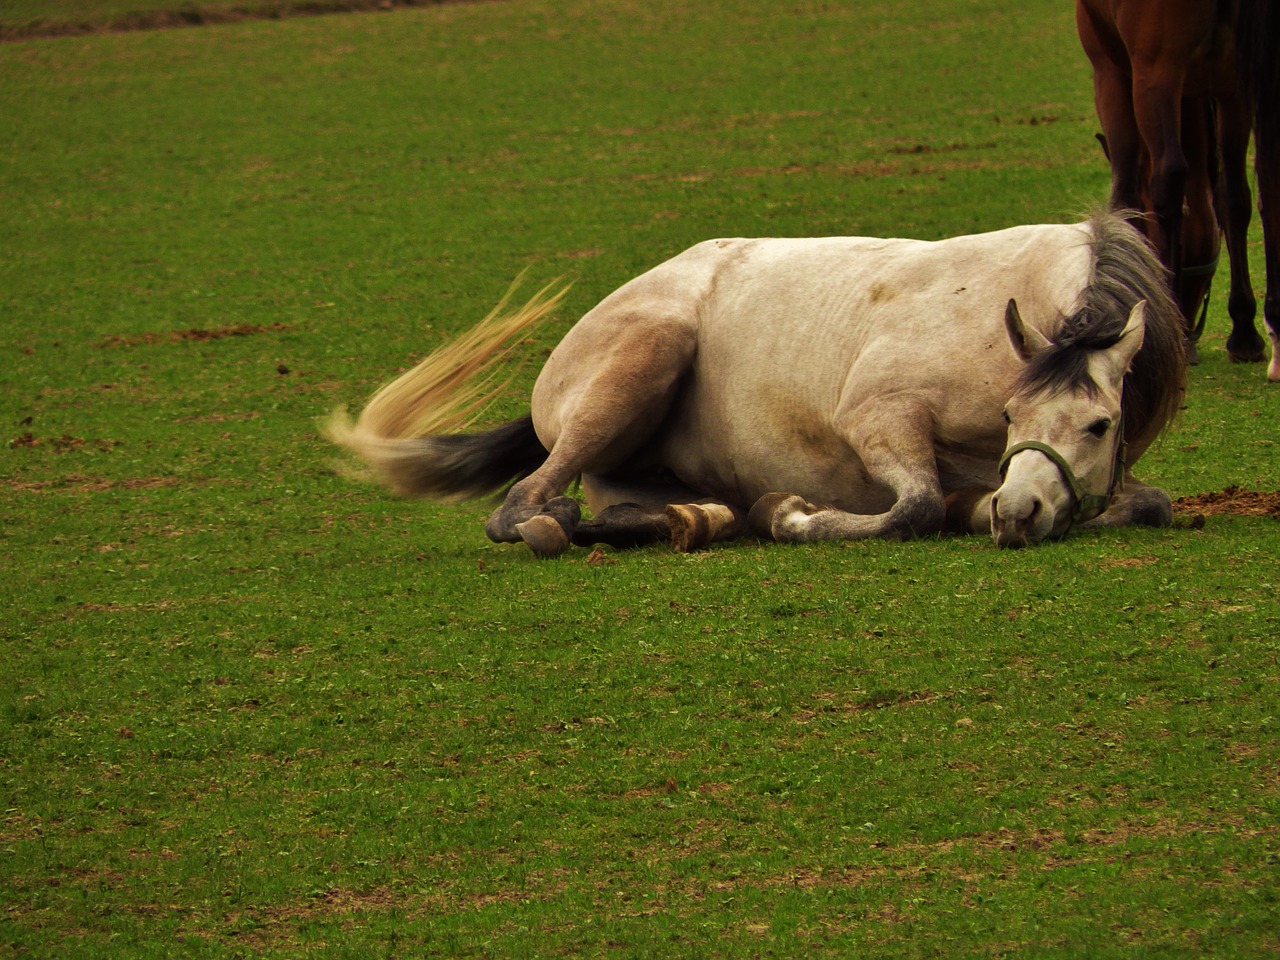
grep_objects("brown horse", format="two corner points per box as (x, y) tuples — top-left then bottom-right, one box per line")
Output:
(1076, 0), (1280, 380)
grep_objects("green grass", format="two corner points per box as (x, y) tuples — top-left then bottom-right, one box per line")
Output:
(2, 0), (1279, 956)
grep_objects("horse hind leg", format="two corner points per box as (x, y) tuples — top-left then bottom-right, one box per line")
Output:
(571, 473), (747, 552)
(486, 314), (699, 555)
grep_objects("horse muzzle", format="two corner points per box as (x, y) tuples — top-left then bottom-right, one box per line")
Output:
(990, 482), (1066, 548)
(991, 438), (1122, 547)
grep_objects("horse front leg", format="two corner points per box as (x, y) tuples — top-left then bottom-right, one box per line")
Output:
(748, 403), (946, 543)
(1077, 476), (1173, 531)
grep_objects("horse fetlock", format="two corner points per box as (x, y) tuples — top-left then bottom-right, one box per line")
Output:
(944, 489), (995, 535)
(1100, 487), (1172, 529)
(484, 503), (532, 543)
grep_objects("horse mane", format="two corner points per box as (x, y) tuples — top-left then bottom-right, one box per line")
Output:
(1016, 210), (1186, 460)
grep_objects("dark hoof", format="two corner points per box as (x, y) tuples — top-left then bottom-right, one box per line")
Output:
(1226, 339), (1267, 364)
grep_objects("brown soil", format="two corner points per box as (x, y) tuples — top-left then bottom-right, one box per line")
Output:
(99, 323), (290, 347)
(1173, 485), (1280, 519)
(1, 0), (481, 43)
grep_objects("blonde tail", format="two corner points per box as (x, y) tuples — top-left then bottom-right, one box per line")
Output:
(323, 275), (568, 500)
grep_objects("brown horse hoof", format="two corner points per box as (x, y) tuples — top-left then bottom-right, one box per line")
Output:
(515, 497), (580, 558)
(1226, 344), (1267, 364)
(666, 502), (740, 552)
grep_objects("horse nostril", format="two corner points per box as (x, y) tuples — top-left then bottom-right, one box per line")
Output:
(1027, 498), (1041, 521)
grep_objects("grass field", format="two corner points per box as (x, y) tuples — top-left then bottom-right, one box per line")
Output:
(2, 0), (1279, 956)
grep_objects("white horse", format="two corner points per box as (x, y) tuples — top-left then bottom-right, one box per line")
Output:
(326, 211), (1186, 555)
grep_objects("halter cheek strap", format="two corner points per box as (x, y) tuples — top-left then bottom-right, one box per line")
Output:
(997, 423), (1126, 529)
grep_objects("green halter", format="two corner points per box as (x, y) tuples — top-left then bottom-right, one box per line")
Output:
(997, 422), (1126, 530)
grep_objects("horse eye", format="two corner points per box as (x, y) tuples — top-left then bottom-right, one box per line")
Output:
(1002, 410), (1011, 425)
(1087, 418), (1111, 438)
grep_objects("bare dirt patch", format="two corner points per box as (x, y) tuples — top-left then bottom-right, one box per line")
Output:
(8, 434), (121, 454)
(99, 323), (290, 347)
(1173, 486), (1280, 520)
(1, 0), (482, 42)
(5, 474), (179, 493)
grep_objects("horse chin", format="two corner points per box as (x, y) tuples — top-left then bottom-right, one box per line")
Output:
(992, 518), (1053, 549)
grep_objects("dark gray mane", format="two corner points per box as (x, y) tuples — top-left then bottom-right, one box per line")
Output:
(1016, 212), (1186, 458)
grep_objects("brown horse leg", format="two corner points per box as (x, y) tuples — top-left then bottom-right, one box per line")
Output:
(514, 497), (582, 559)
(1076, 3), (1145, 214)
(1215, 93), (1267, 363)
(1175, 97), (1221, 349)
(1130, 61), (1189, 287)
(1254, 116), (1280, 381)
(484, 316), (698, 553)
(943, 489), (995, 535)
(1078, 475), (1173, 530)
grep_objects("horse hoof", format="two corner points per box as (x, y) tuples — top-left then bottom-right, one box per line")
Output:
(1226, 340), (1266, 364)
(516, 515), (571, 558)
(515, 497), (580, 558)
(666, 502), (739, 552)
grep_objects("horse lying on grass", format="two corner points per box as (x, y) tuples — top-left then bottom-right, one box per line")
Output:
(326, 211), (1186, 555)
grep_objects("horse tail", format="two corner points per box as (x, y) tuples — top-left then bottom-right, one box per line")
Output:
(323, 276), (568, 501)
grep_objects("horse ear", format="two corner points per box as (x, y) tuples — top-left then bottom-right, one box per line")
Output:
(1004, 299), (1050, 361)
(1114, 299), (1147, 371)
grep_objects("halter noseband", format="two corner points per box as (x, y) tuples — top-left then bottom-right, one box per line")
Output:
(997, 420), (1126, 530)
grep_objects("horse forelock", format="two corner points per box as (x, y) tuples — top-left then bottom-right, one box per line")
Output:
(1014, 212), (1185, 455)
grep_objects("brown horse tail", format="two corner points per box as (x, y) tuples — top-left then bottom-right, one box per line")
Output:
(323, 277), (568, 501)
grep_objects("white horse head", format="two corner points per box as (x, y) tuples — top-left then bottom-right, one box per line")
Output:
(992, 298), (1147, 547)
